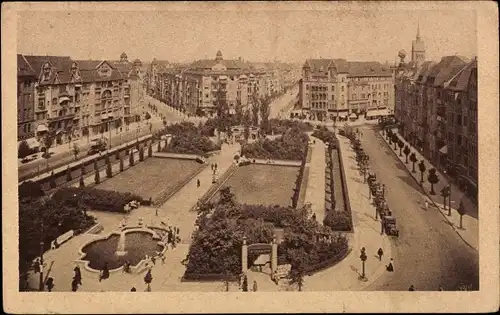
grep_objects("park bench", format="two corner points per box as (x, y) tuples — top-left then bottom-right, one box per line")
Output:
(50, 230), (74, 249)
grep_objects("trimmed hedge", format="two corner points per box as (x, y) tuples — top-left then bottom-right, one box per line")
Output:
(52, 187), (143, 213)
(303, 247), (351, 275)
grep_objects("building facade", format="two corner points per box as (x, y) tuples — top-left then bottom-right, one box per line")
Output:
(393, 28), (477, 198)
(157, 51), (300, 116)
(17, 54), (37, 142)
(17, 53), (146, 148)
(298, 59), (394, 121)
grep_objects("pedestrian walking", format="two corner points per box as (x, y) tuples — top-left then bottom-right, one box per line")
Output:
(438, 285), (444, 291)
(197, 178), (200, 187)
(74, 265), (82, 285)
(409, 285), (416, 291)
(377, 248), (384, 261)
(252, 280), (258, 292)
(71, 278), (79, 292)
(160, 254), (166, 265)
(155, 208), (158, 216)
(386, 258), (394, 272)
(151, 256), (156, 265)
(424, 200), (429, 211)
(46, 277), (54, 292)
(99, 262), (109, 282)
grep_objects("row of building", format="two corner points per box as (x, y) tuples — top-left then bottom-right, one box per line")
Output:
(393, 27), (477, 197)
(17, 52), (147, 146)
(146, 51), (302, 116)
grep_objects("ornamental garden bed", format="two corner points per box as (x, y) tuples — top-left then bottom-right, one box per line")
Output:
(95, 157), (204, 203)
(184, 187), (349, 282)
(211, 164), (299, 207)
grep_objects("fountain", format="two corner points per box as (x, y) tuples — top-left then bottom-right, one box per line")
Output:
(115, 231), (128, 256)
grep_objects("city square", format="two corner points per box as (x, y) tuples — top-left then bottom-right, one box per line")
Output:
(10, 4), (494, 308)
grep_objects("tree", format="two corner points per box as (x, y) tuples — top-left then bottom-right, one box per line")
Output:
(259, 97), (271, 134)
(94, 169), (100, 184)
(242, 274), (249, 292)
(18, 181), (44, 201)
(119, 156), (124, 172)
(72, 143), (80, 160)
(43, 132), (55, 156)
(397, 139), (404, 156)
(79, 175), (85, 188)
(287, 249), (306, 291)
(391, 134), (398, 150)
(18, 140), (32, 159)
(106, 161), (112, 178)
(139, 146), (145, 161)
(148, 143), (153, 157)
(129, 151), (134, 166)
(456, 200), (466, 229)
(409, 152), (417, 172)
(418, 160), (426, 184)
(427, 168), (439, 195)
(403, 145), (411, 163)
(251, 93), (260, 126)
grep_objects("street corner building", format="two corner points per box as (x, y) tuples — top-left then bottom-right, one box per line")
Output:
(16, 52), (146, 151)
(393, 26), (478, 200)
(151, 50), (302, 117)
(297, 58), (395, 122)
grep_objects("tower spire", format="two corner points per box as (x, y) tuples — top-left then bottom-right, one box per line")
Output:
(416, 22), (421, 40)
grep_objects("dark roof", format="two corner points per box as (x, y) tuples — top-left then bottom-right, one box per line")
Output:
(347, 61), (392, 77)
(189, 58), (250, 71)
(446, 58), (477, 92)
(415, 61), (436, 84)
(17, 54), (36, 77)
(23, 55), (72, 77)
(72, 60), (102, 71)
(425, 56), (469, 87)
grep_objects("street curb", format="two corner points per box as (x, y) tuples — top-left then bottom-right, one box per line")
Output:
(376, 130), (478, 252)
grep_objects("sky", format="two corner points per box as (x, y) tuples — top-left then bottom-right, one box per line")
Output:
(16, 2), (477, 64)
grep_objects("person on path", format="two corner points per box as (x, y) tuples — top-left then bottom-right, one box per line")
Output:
(74, 266), (82, 285)
(197, 178), (200, 187)
(131, 287), (137, 291)
(71, 278), (79, 292)
(33, 258), (40, 274)
(46, 277), (54, 292)
(438, 285), (444, 291)
(424, 200), (429, 211)
(377, 248), (384, 261)
(252, 280), (258, 292)
(409, 285), (416, 291)
(155, 208), (158, 216)
(99, 262), (109, 282)
(151, 256), (156, 265)
(160, 254), (166, 265)
(386, 258), (394, 272)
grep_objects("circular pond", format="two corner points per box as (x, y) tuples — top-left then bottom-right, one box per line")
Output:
(81, 231), (164, 270)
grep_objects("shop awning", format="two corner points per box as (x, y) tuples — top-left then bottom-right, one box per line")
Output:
(36, 124), (48, 133)
(59, 96), (70, 103)
(366, 108), (390, 117)
(439, 145), (448, 154)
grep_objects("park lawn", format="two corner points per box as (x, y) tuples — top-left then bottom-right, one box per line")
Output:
(215, 164), (299, 206)
(95, 157), (203, 201)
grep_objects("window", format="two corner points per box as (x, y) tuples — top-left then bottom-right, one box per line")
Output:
(52, 98), (57, 105)
(38, 99), (45, 109)
(331, 85), (335, 91)
(59, 85), (66, 93)
(361, 94), (365, 99)
(341, 86), (344, 92)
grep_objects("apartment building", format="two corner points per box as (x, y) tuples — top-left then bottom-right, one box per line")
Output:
(156, 51), (296, 116)
(18, 53), (145, 147)
(394, 45), (477, 196)
(17, 54), (37, 142)
(298, 58), (394, 121)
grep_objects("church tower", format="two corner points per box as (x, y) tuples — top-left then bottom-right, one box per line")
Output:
(411, 23), (426, 64)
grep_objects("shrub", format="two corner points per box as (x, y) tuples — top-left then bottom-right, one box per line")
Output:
(129, 152), (134, 166)
(323, 211), (352, 231)
(66, 167), (72, 182)
(139, 147), (144, 161)
(94, 169), (100, 184)
(119, 157), (124, 172)
(52, 187), (142, 213)
(106, 162), (112, 178)
(238, 160), (252, 167)
(312, 126), (337, 145)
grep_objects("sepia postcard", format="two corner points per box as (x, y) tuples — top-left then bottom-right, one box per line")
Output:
(2, 1), (499, 313)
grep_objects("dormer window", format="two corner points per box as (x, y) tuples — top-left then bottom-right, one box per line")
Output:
(42, 62), (51, 82)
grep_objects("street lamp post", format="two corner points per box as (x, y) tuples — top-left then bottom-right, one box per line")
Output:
(359, 247), (367, 281)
